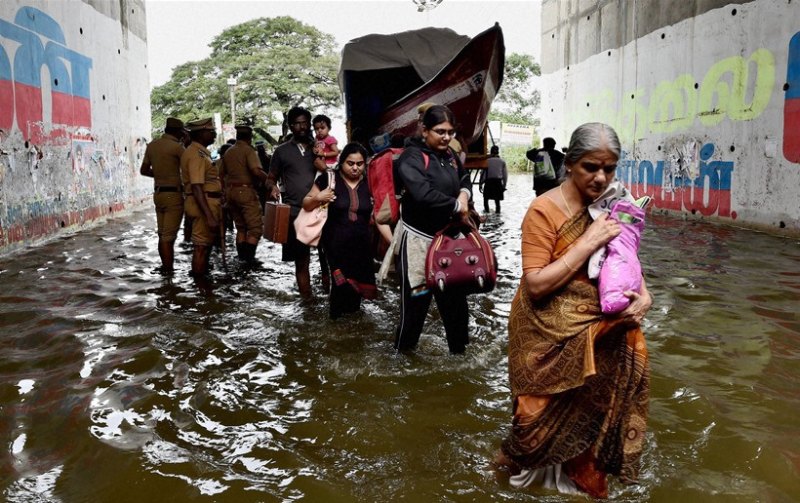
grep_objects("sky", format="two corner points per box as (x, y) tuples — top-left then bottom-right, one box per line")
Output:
(144, 0), (541, 89)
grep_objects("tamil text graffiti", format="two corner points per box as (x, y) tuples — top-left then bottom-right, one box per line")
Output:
(617, 143), (735, 219)
(577, 49), (775, 144)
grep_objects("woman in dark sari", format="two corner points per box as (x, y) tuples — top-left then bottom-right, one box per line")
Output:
(496, 123), (652, 498)
(303, 143), (376, 319)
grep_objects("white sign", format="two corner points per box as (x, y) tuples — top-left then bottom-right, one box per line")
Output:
(501, 123), (534, 146)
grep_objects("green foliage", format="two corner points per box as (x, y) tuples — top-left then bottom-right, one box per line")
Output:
(489, 53), (541, 125)
(150, 16), (341, 138)
(500, 144), (534, 173)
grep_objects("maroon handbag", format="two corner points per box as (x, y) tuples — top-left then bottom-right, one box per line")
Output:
(425, 222), (497, 294)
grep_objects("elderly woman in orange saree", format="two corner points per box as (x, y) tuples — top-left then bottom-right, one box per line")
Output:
(496, 123), (652, 498)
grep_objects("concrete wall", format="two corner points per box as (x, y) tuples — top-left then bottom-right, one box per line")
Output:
(0, 0), (151, 256)
(539, 0), (800, 234)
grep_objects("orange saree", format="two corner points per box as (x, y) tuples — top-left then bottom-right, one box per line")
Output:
(502, 199), (649, 498)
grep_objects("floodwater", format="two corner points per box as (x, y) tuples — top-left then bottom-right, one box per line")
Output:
(0, 173), (798, 502)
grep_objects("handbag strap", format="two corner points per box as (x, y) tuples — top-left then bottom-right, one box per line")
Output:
(438, 219), (478, 238)
(328, 169), (335, 190)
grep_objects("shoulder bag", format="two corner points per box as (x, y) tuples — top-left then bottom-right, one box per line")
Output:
(294, 171), (335, 247)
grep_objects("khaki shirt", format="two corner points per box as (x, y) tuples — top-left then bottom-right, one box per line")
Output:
(181, 142), (221, 194)
(143, 133), (184, 187)
(220, 140), (262, 185)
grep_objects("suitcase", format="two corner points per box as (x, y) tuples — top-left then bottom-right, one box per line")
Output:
(425, 222), (497, 295)
(263, 198), (290, 244)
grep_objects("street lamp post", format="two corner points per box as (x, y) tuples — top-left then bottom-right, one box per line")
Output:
(227, 76), (237, 126)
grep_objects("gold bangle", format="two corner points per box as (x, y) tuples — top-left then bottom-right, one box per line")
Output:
(562, 255), (579, 272)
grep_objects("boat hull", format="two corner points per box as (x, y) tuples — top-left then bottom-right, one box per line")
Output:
(343, 24), (504, 148)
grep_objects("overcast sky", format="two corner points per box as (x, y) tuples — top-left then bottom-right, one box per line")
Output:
(144, 0), (542, 89)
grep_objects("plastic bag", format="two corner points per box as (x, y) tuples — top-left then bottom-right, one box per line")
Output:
(533, 151), (556, 181)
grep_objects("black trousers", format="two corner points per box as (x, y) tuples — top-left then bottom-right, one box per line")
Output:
(394, 233), (469, 353)
(329, 282), (361, 319)
(484, 198), (501, 213)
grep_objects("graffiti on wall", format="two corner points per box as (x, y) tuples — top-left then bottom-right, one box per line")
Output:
(70, 134), (95, 193)
(785, 31), (800, 163)
(617, 142), (735, 219)
(0, 6), (93, 143)
(575, 48), (776, 145)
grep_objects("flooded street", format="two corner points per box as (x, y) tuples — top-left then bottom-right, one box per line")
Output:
(1, 172), (799, 502)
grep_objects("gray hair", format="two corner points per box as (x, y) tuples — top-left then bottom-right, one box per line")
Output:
(564, 122), (621, 166)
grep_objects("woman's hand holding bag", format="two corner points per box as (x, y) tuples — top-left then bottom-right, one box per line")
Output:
(295, 171), (335, 247)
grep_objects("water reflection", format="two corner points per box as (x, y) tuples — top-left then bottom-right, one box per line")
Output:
(0, 173), (799, 501)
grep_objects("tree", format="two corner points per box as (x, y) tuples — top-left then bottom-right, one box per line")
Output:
(489, 53), (541, 126)
(150, 16), (341, 139)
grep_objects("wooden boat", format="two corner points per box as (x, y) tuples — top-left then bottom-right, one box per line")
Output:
(339, 24), (505, 153)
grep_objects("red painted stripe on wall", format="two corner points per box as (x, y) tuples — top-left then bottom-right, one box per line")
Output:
(0, 80), (12, 130)
(783, 99), (800, 163)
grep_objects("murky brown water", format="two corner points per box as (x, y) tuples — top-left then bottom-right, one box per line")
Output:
(1, 173), (799, 502)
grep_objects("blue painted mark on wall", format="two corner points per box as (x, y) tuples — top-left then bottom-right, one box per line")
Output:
(0, 6), (93, 142)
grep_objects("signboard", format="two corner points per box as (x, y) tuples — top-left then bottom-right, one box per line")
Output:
(501, 123), (534, 146)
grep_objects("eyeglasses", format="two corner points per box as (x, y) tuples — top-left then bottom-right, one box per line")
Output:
(345, 160), (365, 167)
(431, 128), (457, 138)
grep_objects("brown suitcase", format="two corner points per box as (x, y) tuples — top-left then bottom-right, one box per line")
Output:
(263, 199), (290, 244)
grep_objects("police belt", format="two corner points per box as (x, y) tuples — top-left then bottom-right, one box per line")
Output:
(154, 186), (179, 193)
(227, 182), (253, 188)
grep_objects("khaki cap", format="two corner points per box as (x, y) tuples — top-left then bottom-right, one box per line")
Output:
(165, 117), (184, 129)
(235, 124), (253, 133)
(186, 117), (215, 131)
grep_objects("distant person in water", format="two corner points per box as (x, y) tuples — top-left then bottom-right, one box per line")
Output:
(527, 137), (565, 196)
(479, 145), (507, 213)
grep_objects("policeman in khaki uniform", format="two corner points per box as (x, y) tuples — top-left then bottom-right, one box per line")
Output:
(140, 117), (186, 273)
(218, 124), (268, 263)
(181, 117), (221, 276)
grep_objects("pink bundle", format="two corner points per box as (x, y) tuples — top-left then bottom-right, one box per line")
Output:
(598, 199), (647, 314)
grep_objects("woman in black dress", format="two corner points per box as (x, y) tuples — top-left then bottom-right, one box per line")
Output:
(302, 143), (376, 318)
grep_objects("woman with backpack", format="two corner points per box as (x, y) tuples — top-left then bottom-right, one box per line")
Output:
(393, 105), (473, 354)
